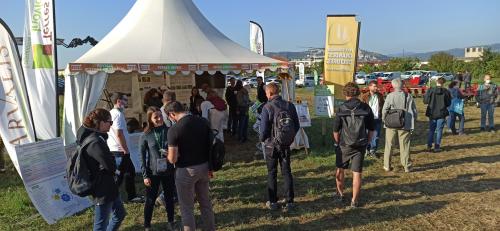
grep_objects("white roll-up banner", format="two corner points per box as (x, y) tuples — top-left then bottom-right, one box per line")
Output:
(22, 0), (58, 140)
(250, 21), (265, 78)
(0, 19), (36, 174)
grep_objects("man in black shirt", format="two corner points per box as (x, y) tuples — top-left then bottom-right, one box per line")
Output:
(333, 82), (375, 208)
(166, 101), (215, 231)
(225, 77), (238, 135)
(256, 76), (268, 103)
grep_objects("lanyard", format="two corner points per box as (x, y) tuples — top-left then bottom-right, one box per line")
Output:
(153, 129), (165, 150)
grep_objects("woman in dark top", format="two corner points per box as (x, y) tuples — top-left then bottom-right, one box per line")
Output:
(235, 80), (250, 142)
(76, 108), (126, 231)
(140, 106), (176, 230)
(189, 87), (204, 116)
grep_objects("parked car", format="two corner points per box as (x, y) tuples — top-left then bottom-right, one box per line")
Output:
(401, 71), (413, 80)
(430, 72), (454, 81)
(265, 76), (280, 85)
(354, 72), (367, 85)
(295, 75), (315, 87)
(379, 72), (401, 81)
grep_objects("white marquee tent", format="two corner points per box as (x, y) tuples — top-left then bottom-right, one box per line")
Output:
(63, 0), (287, 144)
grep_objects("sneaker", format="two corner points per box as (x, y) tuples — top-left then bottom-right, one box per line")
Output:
(155, 196), (166, 207)
(265, 201), (279, 210)
(350, 200), (359, 208)
(383, 166), (393, 172)
(367, 150), (378, 159)
(129, 196), (145, 203)
(489, 128), (496, 133)
(434, 147), (442, 153)
(404, 166), (412, 173)
(426, 146), (433, 152)
(333, 192), (346, 204)
(458, 132), (466, 136)
(283, 202), (295, 212)
(480, 127), (486, 132)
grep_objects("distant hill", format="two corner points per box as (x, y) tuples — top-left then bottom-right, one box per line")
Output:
(389, 43), (500, 60)
(266, 49), (390, 62)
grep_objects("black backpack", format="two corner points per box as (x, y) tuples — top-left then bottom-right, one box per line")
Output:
(66, 136), (97, 197)
(384, 93), (407, 129)
(208, 128), (225, 172)
(270, 103), (297, 147)
(338, 104), (369, 148)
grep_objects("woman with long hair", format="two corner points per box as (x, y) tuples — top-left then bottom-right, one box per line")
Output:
(77, 108), (126, 231)
(189, 87), (204, 116)
(140, 106), (176, 230)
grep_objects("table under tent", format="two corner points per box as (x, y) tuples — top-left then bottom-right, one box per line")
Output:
(63, 0), (287, 145)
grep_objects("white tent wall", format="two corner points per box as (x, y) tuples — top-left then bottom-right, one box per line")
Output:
(63, 70), (107, 145)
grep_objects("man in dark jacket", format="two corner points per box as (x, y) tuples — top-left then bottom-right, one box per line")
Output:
(360, 80), (384, 158)
(259, 83), (300, 211)
(476, 74), (499, 132)
(225, 77), (238, 135)
(424, 77), (452, 152)
(256, 77), (268, 103)
(333, 82), (375, 208)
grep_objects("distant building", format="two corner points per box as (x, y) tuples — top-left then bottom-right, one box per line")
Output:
(459, 46), (485, 62)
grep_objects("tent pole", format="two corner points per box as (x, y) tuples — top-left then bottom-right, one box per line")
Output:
(53, 0), (60, 137)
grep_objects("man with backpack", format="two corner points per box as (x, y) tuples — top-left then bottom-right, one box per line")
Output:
(424, 77), (451, 152)
(259, 83), (300, 211)
(476, 74), (499, 132)
(333, 82), (375, 208)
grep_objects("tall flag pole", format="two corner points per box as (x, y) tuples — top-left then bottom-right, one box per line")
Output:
(249, 21), (265, 78)
(0, 18), (36, 173)
(22, 0), (58, 140)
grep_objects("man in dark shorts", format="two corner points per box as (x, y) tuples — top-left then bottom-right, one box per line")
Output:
(332, 82), (375, 208)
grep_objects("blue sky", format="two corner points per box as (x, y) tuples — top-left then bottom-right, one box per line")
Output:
(1, 0), (499, 67)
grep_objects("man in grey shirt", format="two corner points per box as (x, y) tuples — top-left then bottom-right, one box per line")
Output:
(382, 79), (418, 172)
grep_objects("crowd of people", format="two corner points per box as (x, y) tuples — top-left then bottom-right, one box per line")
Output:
(52, 73), (500, 230)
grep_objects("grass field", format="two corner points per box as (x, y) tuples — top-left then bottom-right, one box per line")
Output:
(0, 88), (499, 230)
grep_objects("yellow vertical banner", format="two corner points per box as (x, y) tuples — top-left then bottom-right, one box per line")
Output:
(324, 15), (360, 99)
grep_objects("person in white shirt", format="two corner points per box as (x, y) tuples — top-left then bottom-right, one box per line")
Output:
(108, 92), (143, 203)
(199, 91), (226, 142)
(360, 81), (385, 158)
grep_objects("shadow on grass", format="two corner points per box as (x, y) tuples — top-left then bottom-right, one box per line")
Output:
(241, 200), (448, 231)
(415, 154), (500, 172)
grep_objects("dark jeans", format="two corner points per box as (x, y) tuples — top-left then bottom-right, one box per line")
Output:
(93, 196), (126, 231)
(238, 113), (249, 142)
(449, 111), (465, 134)
(228, 107), (238, 135)
(367, 119), (382, 152)
(264, 146), (294, 203)
(144, 175), (175, 227)
(112, 152), (138, 201)
(480, 103), (495, 129)
(427, 118), (446, 148)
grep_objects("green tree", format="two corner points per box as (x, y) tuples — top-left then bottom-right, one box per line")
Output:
(429, 52), (454, 72)
(386, 57), (419, 72)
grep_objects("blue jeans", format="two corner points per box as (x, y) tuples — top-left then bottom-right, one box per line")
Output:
(449, 111), (465, 134)
(428, 118), (445, 148)
(367, 119), (382, 152)
(94, 197), (126, 231)
(480, 103), (495, 129)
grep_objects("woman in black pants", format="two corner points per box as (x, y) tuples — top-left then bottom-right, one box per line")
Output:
(140, 106), (176, 230)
